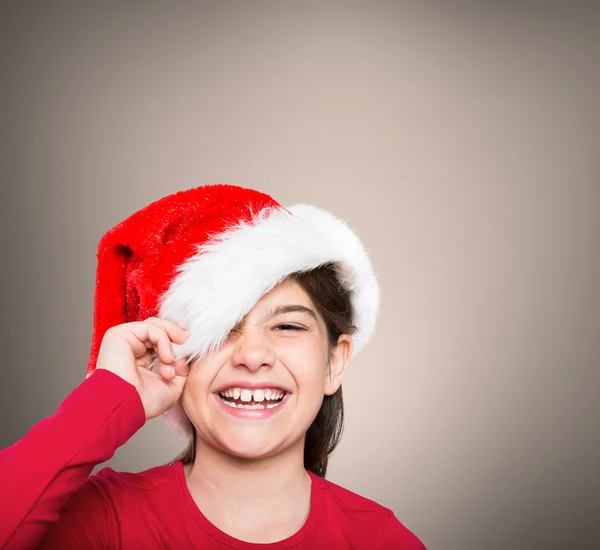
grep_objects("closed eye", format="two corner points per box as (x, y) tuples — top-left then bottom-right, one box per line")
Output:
(273, 324), (306, 331)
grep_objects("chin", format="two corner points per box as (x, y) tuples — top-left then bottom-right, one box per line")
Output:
(217, 431), (285, 460)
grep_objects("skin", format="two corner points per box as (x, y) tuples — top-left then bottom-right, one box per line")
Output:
(183, 279), (352, 541)
(96, 278), (352, 543)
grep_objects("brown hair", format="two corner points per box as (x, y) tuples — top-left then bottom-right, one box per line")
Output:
(173, 262), (356, 477)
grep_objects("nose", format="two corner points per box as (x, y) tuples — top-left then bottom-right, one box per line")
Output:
(230, 329), (275, 373)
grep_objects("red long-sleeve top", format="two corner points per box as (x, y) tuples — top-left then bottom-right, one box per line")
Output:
(0, 369), (426, 549)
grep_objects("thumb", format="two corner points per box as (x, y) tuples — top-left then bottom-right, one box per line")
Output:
(170, 358), (190, 392)
(155, 355), (190, 382)
(173, 357), (190, 377)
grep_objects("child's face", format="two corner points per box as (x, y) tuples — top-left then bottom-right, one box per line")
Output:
(181, 278), (351, 462)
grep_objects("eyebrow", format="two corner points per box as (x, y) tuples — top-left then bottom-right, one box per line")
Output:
(260, 304), (319, 324)
(230, 305), (319, 333)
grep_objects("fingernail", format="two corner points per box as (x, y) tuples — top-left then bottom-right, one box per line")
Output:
(170, 365), (175, 377)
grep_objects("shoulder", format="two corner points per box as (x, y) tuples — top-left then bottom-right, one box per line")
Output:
(311, 473), (427, 549)
(90, 461), (178, 497)
(42, 463), (182, 546)
(312, 473), (392, 515)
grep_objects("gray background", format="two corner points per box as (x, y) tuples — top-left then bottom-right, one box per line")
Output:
(1, 2), (599, 549)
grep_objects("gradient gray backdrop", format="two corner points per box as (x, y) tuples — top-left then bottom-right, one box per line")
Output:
(1, 3), (599, 549)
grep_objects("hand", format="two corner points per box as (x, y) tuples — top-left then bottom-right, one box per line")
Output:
(95, 317), (190, 420)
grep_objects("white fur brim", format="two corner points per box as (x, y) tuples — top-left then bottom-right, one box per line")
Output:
(154, 204), (380, 437)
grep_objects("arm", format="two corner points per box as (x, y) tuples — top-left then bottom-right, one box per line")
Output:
(0, 369), (145, 550)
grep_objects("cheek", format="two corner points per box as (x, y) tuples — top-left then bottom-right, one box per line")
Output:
(181, 365), (213, 414)
(276, 341), (329, 397)
(274, 328), (329, 360)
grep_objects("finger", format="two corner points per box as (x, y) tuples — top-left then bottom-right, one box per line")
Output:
(104, 325), (149, 359)
(126, 322), (174, 365)
(172, 357), (190, 377)
(158, 356), (190, 381)
(135, 350), (155, 369)
(144, 317), (189, 345)
(158, 359), (176, 381)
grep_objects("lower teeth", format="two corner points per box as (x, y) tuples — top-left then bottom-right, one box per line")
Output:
(220, 397), (282, 409)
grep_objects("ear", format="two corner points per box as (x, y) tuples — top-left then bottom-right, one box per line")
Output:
(324, 334), (353, 396)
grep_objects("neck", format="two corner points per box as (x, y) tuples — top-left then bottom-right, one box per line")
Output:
(183, 438), (312, 543)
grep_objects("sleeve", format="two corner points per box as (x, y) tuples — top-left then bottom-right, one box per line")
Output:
(379, 512), (428, 550)
(0, 369), (146, 550)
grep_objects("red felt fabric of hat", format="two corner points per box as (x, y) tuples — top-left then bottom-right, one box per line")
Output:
(87, 184), (280, 376)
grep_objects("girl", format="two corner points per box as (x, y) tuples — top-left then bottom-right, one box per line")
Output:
(0, 185), (426, 549)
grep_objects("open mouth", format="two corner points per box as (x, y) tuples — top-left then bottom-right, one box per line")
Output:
(218, 387), (287, 410)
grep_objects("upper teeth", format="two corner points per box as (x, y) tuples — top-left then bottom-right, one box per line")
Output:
(220, 388), (285, 401)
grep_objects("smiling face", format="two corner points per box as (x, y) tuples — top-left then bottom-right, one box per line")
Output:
(180, 277), (351, 461)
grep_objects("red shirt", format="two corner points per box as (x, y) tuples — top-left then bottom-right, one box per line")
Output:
(0, 369), (426, 549)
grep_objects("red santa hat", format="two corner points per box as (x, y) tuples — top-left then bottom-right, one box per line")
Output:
(87, 184), (380, 437)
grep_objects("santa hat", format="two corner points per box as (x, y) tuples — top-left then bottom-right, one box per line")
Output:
(87, 184), (380, 437)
